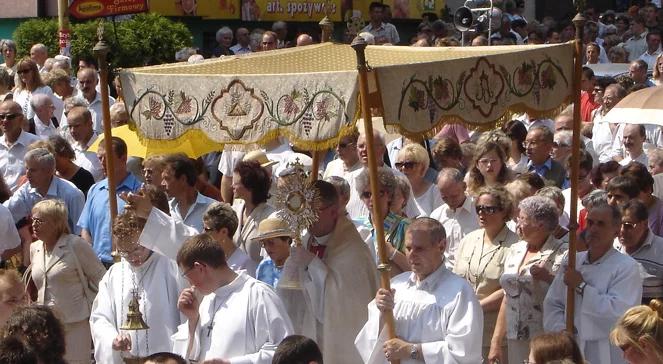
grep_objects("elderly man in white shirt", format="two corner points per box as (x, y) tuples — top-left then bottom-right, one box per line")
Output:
(355, 217), (483, 364)
(27, 94), (58, 139)
(429, 168), (479, 269)
(66, 106), (103, 181)
(617, 124), (649, 166)
(544, 201), (642, 364)
(0, 101), (41, 191)
(4, 148), (85, 234)
(78, 68), (114, 133)
(591, 84), (627, 163)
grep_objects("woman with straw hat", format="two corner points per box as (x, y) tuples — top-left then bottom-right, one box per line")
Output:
(254, 217), (293, 287)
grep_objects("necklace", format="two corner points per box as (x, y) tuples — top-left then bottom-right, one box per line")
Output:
(466, 230), (505, 291)
(206, 296), (226, 337)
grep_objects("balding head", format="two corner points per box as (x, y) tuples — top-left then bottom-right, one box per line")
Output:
(77, 68), (98, 101)
(30, 44), (48, 66)
(296, 34), (313, 46)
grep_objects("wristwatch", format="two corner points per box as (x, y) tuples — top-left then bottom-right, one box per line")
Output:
(410, 344), (418, 360)
(576, 281), (587, 295)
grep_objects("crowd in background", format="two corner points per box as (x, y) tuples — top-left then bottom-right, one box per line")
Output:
(0, 1), (662, 364)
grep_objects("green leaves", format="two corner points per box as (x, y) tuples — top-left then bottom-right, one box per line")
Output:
(13, 14), (192, 70)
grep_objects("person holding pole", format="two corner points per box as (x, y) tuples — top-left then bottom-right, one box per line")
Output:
(289, 180), (378, 364)
(543, 200), (643, 364)
(355, 217), (483, 364)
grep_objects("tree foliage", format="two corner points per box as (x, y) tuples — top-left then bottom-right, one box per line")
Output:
(13, 13), (192, 69)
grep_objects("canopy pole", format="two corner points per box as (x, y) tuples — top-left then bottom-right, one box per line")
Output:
(351, 36), (398, 363)
(566, 12), (586, 333)
(94, 22), (119, 260)
(311, 152), (320, 181)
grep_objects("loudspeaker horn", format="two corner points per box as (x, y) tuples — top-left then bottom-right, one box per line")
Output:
(453, 6), (474, 32)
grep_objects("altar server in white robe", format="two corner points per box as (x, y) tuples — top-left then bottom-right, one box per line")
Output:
(120, 191), (293, 362)
(173, 233), (293, 363)
(91, 213), (185, 363)
(355, 217), (483, 364)
(288, 180), (378, 364)
(544, 201), (643, 364)
(91, 187), (185, 363)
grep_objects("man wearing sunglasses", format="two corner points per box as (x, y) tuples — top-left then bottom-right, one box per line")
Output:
(616, 200), (663, 305)
(0, 101), (40, 192)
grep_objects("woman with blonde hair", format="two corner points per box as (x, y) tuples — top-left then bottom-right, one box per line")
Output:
(394, 143), (442, 215)
(610, 299), (663, 364)
(29, 199), (106, 364)
(467, 140), (513, 196)
(454, 186), (519, 361)
(12, 58), (56, 120)
(652, 54), (663, 86)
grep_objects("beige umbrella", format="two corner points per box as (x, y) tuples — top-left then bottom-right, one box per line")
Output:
(604, 85), (663, 126)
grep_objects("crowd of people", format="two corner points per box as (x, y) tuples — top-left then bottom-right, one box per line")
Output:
(0, 1), (663, 364)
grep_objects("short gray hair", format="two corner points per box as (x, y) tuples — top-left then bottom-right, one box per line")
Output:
(216, 27), (233, 42)
(203, 202), (239, 236)
(1, 40), (16, 53)
(554, 130), (573, 147)
(437, 167), (464, 184)
(588, 200), (621, 225)
(24, 148), (55, 173)
(648, 148), (663, 168)
(535, 186), (565, 212)
(408, 217), (446, 244)
(356, 166), (396, 199)
(64, 96), (89, 111)
(394, 174), (411, 204)
(325, 176), (350, 200)
(581, 189), (607, 209)
(30, 93), (52, 110)
(518, 195), (559, 232)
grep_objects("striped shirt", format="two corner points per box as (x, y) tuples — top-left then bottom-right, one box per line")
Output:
(617, 231), (663, 301)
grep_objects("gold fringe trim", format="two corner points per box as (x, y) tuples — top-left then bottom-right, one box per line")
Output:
(128, 121), (359, 155)
(382, 95), (573, 140)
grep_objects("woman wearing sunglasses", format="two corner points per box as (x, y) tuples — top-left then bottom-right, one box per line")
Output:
(12, 58), (55, 121)
(454, 186), (519, 362)
(394, 143), (442, 216)
(489, 195), (568, 364)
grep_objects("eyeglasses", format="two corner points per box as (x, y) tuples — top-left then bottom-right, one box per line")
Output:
(181, 265), (196, 277)
(478, 158), (499, 166)
(16, 69), (30, 74)
(552, 141), (570, 148)
(475, 205), (501, 214)
(621, 221), (642, 230)
(0, 113), (19, 121)
(360, 190), (386, 199)
(395, 161), (418, 170)
(32, 217), (45, 225)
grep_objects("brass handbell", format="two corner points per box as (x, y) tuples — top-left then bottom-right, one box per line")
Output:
(121, 289), (149, 330)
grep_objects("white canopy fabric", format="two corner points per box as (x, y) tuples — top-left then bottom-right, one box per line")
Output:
(119, 42), (575, 150)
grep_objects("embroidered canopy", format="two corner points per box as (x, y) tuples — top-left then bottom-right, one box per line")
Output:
(119, 42), (574, 153)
